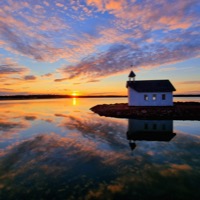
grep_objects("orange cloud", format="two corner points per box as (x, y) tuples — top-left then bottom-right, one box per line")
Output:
(56, 3), (64, 7)
(105, 0), (124, 11)
(87, 0), (104, 10)
(159, 16), (191, 30)
(87, 0), (125, 13)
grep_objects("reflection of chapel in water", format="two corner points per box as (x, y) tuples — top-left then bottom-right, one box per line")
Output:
(126, 119), (176, 151)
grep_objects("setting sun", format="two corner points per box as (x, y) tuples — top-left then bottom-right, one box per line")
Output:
(71, 91), (79, 97)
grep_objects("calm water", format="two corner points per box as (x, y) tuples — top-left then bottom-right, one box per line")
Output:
(0, 98), (200, 200)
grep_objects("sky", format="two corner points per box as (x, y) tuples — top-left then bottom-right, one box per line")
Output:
(0, 0), (200, 96)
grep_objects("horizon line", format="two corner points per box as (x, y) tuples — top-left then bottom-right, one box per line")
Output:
(0, 94), (200, 101)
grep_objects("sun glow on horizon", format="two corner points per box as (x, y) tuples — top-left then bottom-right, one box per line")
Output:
(71, 91), (79, 97)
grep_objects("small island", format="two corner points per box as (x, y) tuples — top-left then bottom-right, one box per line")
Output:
(91, 70), (200, 120)
(90, 102), (200, 120)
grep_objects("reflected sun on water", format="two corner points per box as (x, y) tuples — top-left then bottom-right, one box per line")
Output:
(72, 97), (77, 106)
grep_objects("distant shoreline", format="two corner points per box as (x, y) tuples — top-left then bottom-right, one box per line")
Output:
(0, 95), (126, 101)
(0, 94), (199, 101)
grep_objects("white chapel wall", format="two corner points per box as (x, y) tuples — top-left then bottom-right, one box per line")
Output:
(128, 88), (173, 106)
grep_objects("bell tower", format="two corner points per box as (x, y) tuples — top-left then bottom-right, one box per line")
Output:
(128, 70), (136, 81)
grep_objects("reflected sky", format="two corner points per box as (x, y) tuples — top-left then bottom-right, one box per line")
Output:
(0, 98), (200, 199)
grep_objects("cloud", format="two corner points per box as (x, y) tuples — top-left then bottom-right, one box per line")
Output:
(39, 16), (69, 31)
(56, 3), (64, 8)
(23, 75), (37, 81)
(0, 57), (38, 94)
(0, 4), (71, 62)
(2, 0), (198, 63)
(86, 79), (100, 83)
(0, 88), (15, 96)
(0, 22), (43, 61)
(0, 91), (30, 96)
(58, 37), (200, 80)
(178, 81), (200, 85)
(73, 82), (81, 85)
(54, 78), (68, 82)
(86, 0), (199, 31)
(41, 73), (53, 77)
(0, 0), (199, 82)
(0, 65), (26, 75)
(0, 88), (13, 91)
(0, 57), (29, 77)
(86, 0), (125, 13)
(43, 1), (50, 7)
(56, 78), (100, 83)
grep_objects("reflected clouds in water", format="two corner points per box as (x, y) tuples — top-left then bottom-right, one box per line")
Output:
(0, 119), (29, 140)
(56, 113), (127, 145)
(0, 130), (200, 200)
(0, 99), (200, 199)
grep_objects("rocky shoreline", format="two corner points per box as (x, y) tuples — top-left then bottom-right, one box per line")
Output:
(90, 102), (200, 120)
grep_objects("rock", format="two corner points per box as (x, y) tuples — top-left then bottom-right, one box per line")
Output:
(90, 102), (200, 120)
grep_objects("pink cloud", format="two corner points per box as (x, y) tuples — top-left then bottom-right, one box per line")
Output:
(43, 1), (50, 7)
(39, 16), (69, 31)
(56, 3), (64, 7)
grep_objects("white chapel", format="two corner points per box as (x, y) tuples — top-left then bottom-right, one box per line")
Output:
(126, 71), (176, 106)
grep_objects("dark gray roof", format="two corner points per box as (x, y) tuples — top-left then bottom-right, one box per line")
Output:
(126, 80), (176, 92)
(128, 71), (136, 77)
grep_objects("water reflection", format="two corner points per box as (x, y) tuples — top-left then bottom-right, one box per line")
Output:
(0, 98), (200, 199)
(127, 119), (176, 151)
(72, 97), (77, 106)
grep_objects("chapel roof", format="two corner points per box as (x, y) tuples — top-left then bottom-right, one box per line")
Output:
(126, 80), (176, 92)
